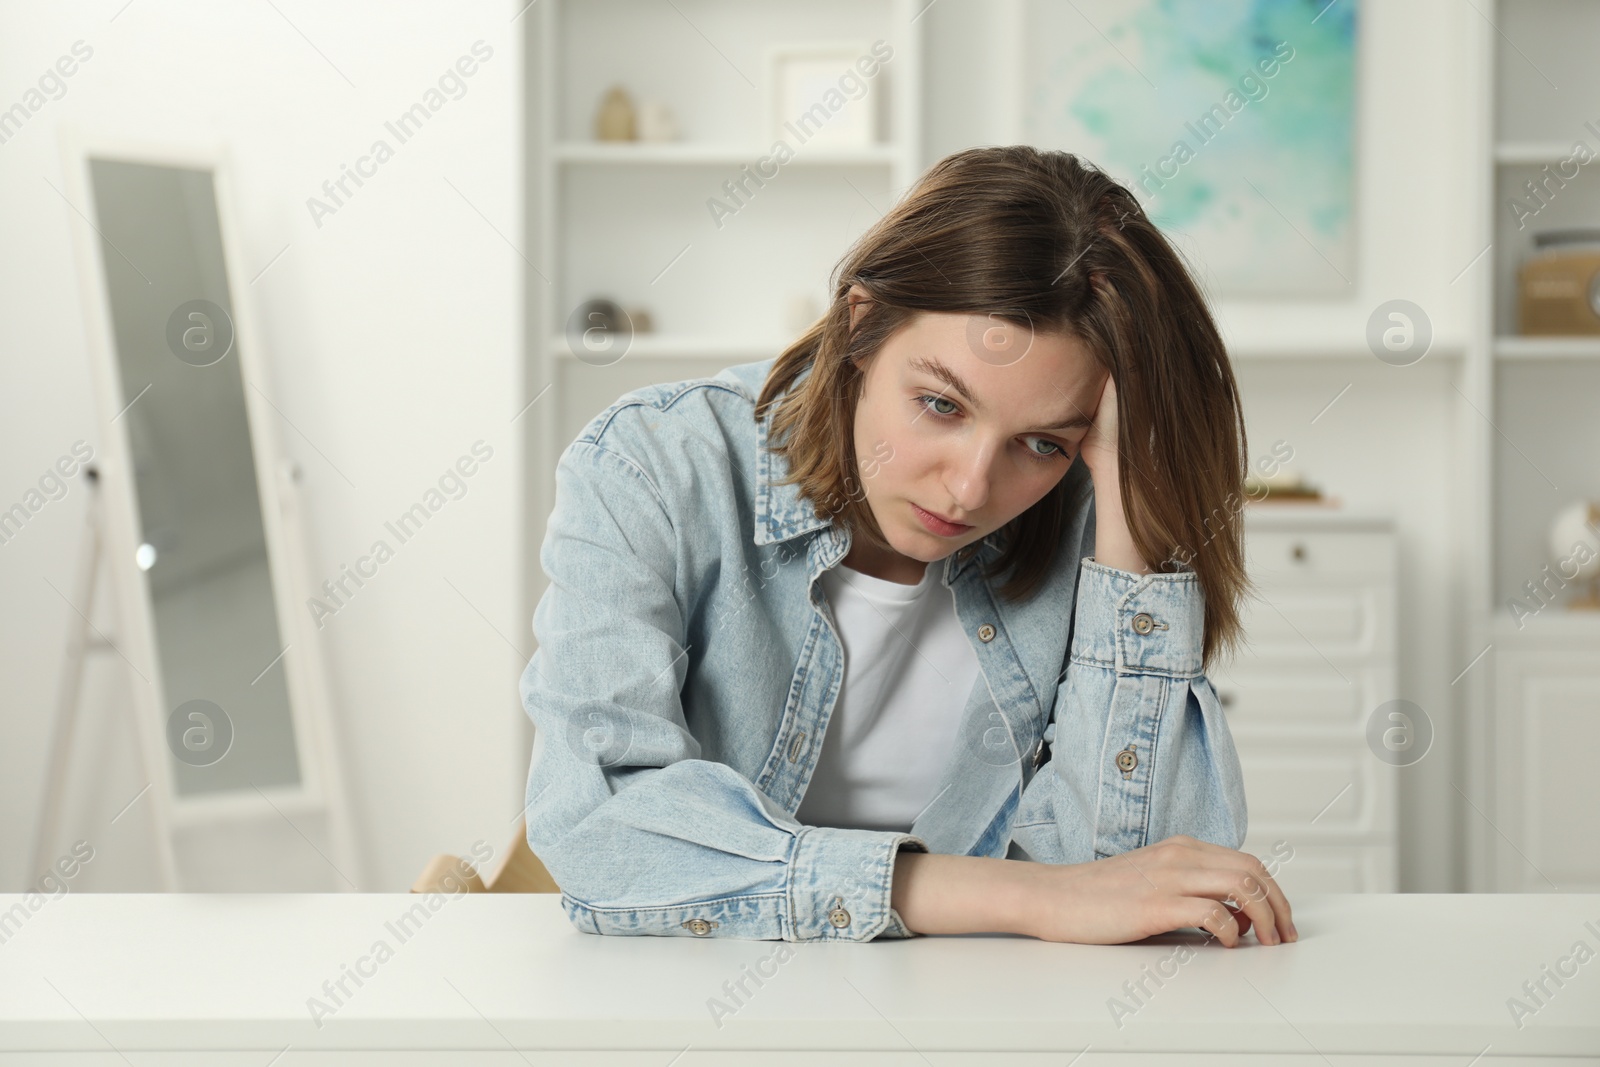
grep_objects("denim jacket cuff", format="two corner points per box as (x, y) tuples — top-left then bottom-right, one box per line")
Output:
(1070, 557), (1205, 678)
(788, 826), (928, 942)
(882, 906), (916, 938)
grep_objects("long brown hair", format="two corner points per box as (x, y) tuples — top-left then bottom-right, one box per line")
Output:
(755, 145), (1254, 670)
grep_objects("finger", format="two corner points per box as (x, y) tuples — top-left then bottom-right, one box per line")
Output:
(1222, 859), (1294, 943)
(1094, 372), (1113, 414)
(1173, 868), (1283, 946)
(1162, 838), (1295, 942)
(1223, 902), (1252, 937)
(1184, 897), (1242, 947)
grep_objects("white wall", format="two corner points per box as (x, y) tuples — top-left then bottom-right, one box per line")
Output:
(0, 1), (525, 891)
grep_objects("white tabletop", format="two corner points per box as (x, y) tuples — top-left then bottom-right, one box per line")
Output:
(2, 893), (1597, 1063)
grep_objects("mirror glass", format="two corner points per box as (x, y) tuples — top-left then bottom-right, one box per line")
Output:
(87, 158), (300, 796)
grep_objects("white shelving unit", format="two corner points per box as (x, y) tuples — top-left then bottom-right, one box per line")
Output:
(1466, 0), (1600, 892)
(530, 0), (924, 473)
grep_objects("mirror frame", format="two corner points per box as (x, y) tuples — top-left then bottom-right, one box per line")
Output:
(58, 126), (363, 888)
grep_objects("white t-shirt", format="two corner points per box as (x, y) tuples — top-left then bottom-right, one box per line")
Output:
(794, 558), (982, 833)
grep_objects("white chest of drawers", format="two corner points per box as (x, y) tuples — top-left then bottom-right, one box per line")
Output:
(1217, 506), (1400, 893)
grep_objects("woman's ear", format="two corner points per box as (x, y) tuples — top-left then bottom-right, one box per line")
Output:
(846, 283), (872, 333)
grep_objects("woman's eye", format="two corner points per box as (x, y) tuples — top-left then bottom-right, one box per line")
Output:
(1024, 438), (1064, 463)
(917, 395), (1068, 464)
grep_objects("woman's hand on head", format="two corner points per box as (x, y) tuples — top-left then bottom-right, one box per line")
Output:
(1077, 372), (1119, 480)
(1019, 835), (1297, 948)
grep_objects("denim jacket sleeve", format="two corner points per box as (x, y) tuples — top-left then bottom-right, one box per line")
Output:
(1009, 557), (1249, 865)
(519, 439), (929, 942)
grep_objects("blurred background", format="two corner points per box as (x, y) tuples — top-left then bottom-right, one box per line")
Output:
(1, 0), (1596, 900)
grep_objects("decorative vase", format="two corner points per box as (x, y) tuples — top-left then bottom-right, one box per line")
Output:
(594, 85), (636, 141)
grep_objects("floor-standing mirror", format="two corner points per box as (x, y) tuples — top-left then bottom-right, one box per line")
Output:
(57, 135), (363, 890)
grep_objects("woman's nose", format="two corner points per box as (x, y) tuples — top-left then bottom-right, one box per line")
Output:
(945, 444), (996, 513)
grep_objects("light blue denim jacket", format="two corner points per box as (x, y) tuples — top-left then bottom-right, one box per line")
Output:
(519, 356), (1247, 942)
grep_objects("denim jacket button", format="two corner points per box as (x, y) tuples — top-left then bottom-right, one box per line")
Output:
(977, 623), (996, 642)
(683, 918), (718, 936)
(1115, 744), (1139, 776)
(828, 898), (852, 928)
(1131, 612), (1155, 635)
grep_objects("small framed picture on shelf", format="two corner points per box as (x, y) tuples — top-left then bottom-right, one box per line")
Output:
(764, 41), (877, 151)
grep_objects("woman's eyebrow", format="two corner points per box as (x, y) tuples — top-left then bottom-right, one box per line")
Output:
(909, 356), (1092, 431)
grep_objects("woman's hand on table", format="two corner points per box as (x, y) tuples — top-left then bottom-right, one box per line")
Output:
(1022, 834), (1297, 947)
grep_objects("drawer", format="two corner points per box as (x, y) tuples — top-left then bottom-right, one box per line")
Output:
(1233, 736), (1397, 836)
(1244, 526), (1396, 583)
(1236, 584), (1394, 660)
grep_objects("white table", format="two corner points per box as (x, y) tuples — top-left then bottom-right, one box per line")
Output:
(2, 892), (1597, 1064)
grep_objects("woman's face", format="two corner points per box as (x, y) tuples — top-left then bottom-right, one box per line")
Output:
(844, 286), (1108, 583)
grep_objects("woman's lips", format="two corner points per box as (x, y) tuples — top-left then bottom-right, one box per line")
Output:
(912, 502), (972, 537)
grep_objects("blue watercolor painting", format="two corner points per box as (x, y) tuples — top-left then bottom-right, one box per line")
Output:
(1024, 0), (1358, 297)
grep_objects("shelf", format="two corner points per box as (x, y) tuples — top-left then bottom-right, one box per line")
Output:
(554, 141), (899, 167)
(1494, 335), (1600, 359)
(550, 334), (797, 361)
(1493, 141), (1593, 165)
(1225, 338), (1466, 360)
(1217, 312), (1467, 361)
(1491, 606), (1600, 646)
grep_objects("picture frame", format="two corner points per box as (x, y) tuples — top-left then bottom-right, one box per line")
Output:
(764, 41), (878, 150)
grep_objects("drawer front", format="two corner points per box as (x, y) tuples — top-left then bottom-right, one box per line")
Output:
(1244, 526), (1396, 584)
(1236, 585), (1393, 661)
(1233, 736), (1397, 837)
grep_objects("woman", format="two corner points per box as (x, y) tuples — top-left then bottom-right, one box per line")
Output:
(520, 145), (1295, 947)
